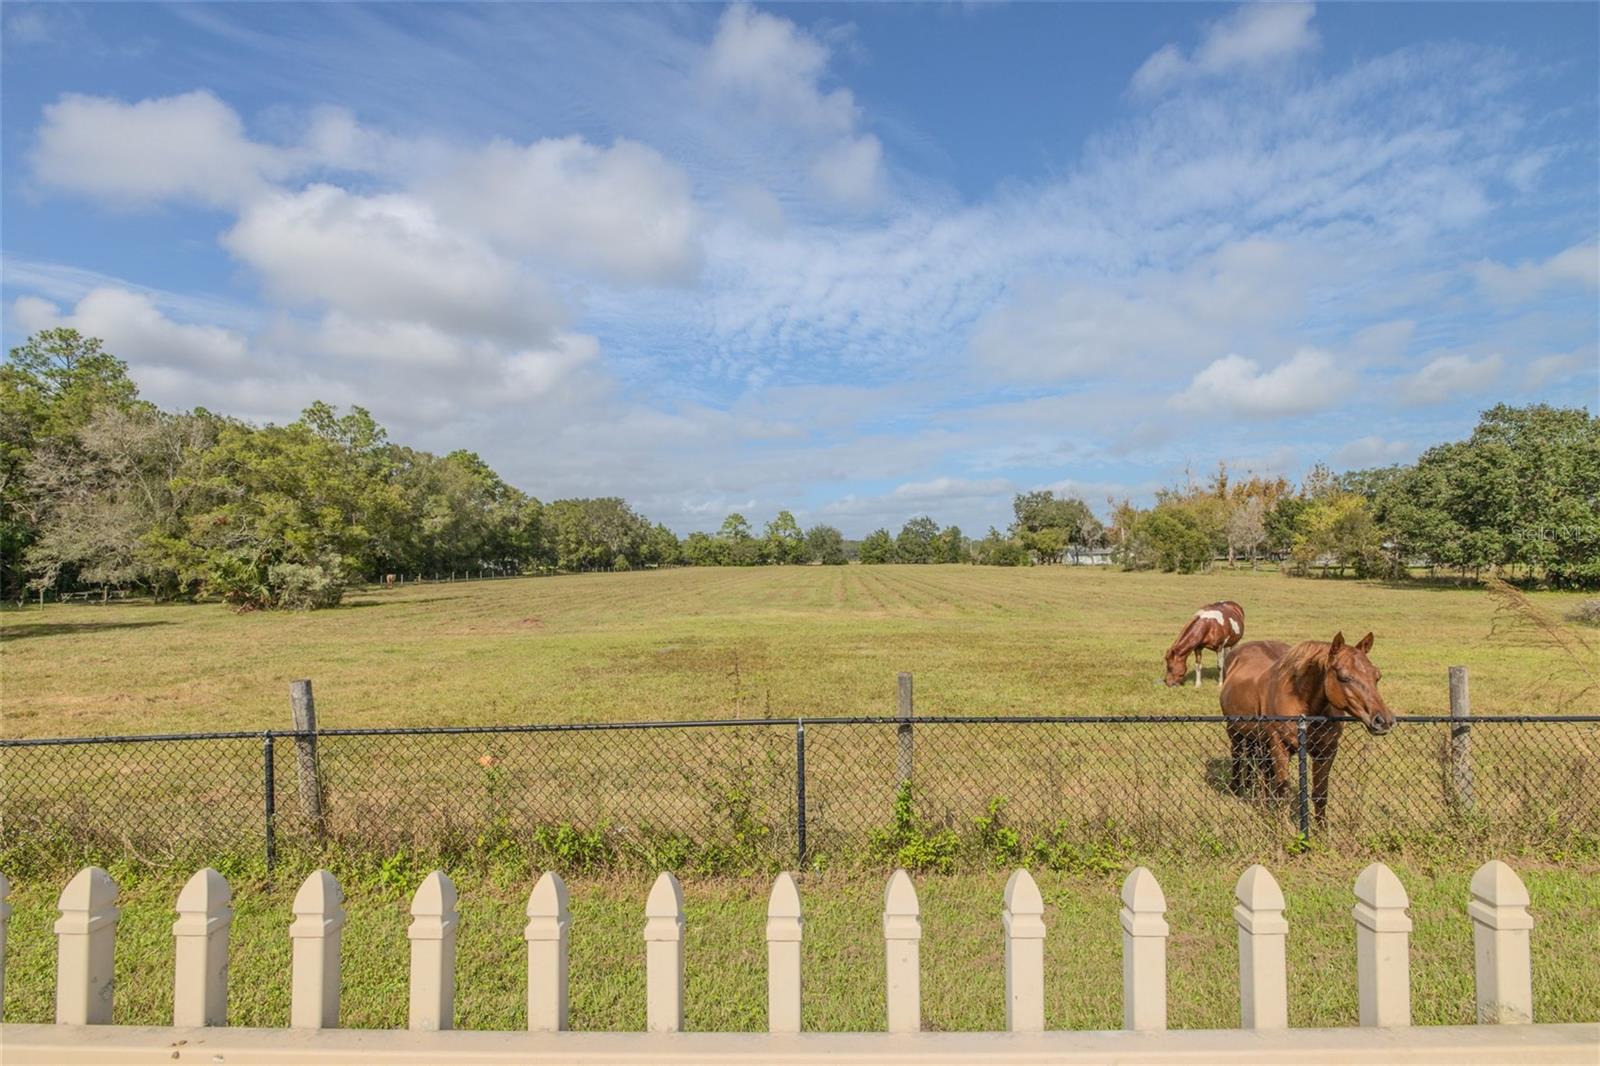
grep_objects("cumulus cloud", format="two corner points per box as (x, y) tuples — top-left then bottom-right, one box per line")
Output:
(1170, 348), (1344, 418)
(32, 91), (282, 208)
(1473, 242), (1599, 305)
(1396, 353), (1503, 406)
(13, 288), (250, 372)
(428, 137), (701, 285)
(1132, 3), (1318, 95)
(705, 4), (883, 206)
(221, 185), (565, 345)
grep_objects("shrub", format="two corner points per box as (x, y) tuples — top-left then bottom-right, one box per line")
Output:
(268, 560), (347, 609)
(1568, 599), (1600, 627)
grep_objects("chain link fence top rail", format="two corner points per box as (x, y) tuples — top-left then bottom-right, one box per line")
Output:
(3, 715), (1597, 873)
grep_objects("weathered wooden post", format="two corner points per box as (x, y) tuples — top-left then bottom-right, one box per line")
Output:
(1447, 666), (1474, 811)
(290, 870), (344, 1029)
(883, 868), (921, 1033)
(289, 679), (326, 836)
(1002, 868), (1046, 1033)
(55, 866), (120, 1024)
(1469, 860), (1533, 1024)
(1353, 862), (1411, 1027)
(0, 871), (11, 1016)
(525, 872), (570, 1032)
(408, 871), (459, 1031)
(172, 868), (232, 1027)
(1120, 866), (1168, 1031)
(896, 672), (914, 789)
(766, 872), (803, 1034)
(1234, 864), (1288, 1030)
(644, 872), (685, 1032)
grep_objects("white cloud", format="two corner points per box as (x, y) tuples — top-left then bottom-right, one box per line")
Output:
(1333, 435), (1415, 469)
(705, 4), (883, 206)
(1473, 242), (1599, 305)
(32, 91), (281, 208)
(14, 287), (251, 373)
(1525, 350), (1594, 390)
(1133, 4), (1318, 95)
(221, 185), (565, 345)
(1170, 348), (1344, 418)
(429, 137), (701, 286)
(1397, 353), (1503, 405)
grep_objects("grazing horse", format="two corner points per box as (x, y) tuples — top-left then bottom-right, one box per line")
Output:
(1164, 601), (1245, 686)
(1219, 632), (1393, 823)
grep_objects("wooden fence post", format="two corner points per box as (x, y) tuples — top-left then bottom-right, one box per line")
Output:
(1234, 864), (1288, 1030)
(525, 872), (570, 1032)
(1469, 860), (1533, 1024)
(172, 868), (232, 1027)
(289, 679), (325, 835)
(766, 872), (803, 1034)
(290, 870), (344, 1029)
(55, 867), (119, 1025)
(644, 872), (685, 1033)
(1353, 862), (1411, 1027)
(407, 871), (458, 1031)
(1003, 868), (1046, 1033)
(896, 672), (914, 789)
(1447, 666), (1474, 810)
(883, 868), (921, 1033)
(0, 871), (10, 1017)
(1120, 866), (1167, 1032)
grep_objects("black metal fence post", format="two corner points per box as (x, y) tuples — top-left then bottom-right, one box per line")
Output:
(1296, 717), (1311, 838)
(263, 732), (277, 870)
(795, 720), (807, 868)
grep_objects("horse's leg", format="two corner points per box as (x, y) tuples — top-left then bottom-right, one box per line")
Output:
(1218, 645), (1227, 681)
(1194, 648), (1203, 688)
(1228, 730), (1246, 795)
(1312, 745), (1337, 825)
(1266, 732), (1293, 800)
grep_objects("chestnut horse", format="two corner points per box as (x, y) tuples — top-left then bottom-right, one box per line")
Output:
(1164, 601), (1245, 686)
(1219, 632), (1393, 823)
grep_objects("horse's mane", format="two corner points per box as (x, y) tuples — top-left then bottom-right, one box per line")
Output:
(1275, 640), (1331, 708)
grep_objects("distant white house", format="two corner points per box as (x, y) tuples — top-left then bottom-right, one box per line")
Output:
(1067, 548), (1115, 566)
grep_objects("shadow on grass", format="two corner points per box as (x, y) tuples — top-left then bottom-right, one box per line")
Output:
(0, 620), (174, 642)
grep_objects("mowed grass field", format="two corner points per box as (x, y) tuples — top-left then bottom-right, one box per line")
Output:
(2, 566), (1597, 1030)
(2, 563), (1594, 735)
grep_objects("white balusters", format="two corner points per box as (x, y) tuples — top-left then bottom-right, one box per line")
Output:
(644, 872), (685, 1033)
(1354, 862), (1411, 1027)
(0, 871), (10, 1018)
(883, 868), (921, 1034)
(172, 868), (232, 1027)
(1234, 864), (1288, 1030)
(766, 872), (803, 1034)
(525, 871), (571, 1032)
(407, 871), (459, 1031)
(55, 866), (120, 1024)
(290, 870), (345, 1029)
(1120, 866), (1168, 1032)
(1470, 860), (1533, 1024)
(1002, 868), (1046, 1033)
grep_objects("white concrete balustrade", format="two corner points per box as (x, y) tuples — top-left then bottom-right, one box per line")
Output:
(0, 858), (1575, 1064)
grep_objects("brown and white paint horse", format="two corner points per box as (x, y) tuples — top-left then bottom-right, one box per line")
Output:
(1163, 600), (1245, 686)
(1219, 632), (1394, 823)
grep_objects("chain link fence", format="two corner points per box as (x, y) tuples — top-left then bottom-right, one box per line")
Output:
(6, 711), (1598, 874)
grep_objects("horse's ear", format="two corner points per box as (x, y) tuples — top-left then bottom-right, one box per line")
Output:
(1356, 632), (1375, 653)
(1329, 631), (1345, 654)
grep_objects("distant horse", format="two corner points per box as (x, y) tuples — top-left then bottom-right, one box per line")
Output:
(1164, 601), (1245, 686)
(1219, 632), (1394, 823)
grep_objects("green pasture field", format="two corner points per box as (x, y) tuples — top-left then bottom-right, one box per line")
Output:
(2, 564), (1594, 736)
(2, 566), (1596, 1029)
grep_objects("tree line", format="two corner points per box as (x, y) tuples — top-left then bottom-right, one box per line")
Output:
(4, 330), (1595, 607)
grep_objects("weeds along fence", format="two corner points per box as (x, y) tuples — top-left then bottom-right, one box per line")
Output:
(3, 688), (1596, 874)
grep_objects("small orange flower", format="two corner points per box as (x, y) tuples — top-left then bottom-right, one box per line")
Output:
(478, 753), (498, 768)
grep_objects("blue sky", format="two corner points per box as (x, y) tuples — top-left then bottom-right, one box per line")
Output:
(3, 2), (1596, 536)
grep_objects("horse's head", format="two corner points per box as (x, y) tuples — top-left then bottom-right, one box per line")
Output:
(1162, 648), (1189, 687)
(1324, 631), (1392, 735)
